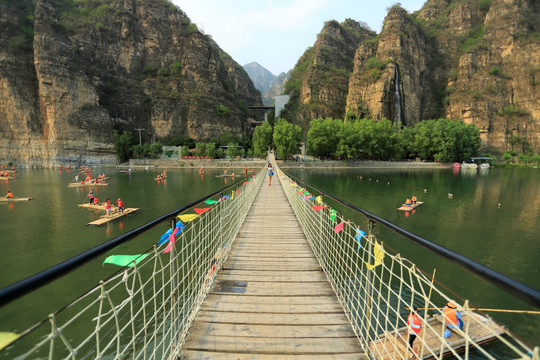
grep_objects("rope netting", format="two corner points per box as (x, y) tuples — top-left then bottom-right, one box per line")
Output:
(275, 166), (538, 360)
(0, 170), (264, 359)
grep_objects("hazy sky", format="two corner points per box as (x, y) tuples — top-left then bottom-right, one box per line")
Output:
(171, 0), (426, 75)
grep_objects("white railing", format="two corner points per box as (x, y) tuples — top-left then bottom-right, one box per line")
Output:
(0, 171), (264, 359)
(276, 166), (538, 360)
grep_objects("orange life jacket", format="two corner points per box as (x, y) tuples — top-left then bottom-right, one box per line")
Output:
(412, 196), (417, 202)
(408, 313), (422, 334)
(443, 305), (458, 327)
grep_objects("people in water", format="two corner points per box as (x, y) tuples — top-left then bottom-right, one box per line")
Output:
(6, 190), (14, 198)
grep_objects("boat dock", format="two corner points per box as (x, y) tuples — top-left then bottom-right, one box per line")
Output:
(86, 208), (139, 226)
(181, 176), (365, 358)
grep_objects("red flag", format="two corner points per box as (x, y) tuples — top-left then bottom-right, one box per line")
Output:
(312, 205), (327, 211)
(194, 207), (211, 215)
(334, 221), (344, 234)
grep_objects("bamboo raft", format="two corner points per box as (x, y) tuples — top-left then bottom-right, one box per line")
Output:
(397, 201), (424, 211)
(68, 182), (108, 187)
(0, 197), (32, 202)
(0, 176), (15, 180)
(154, 176), (167, 180)
(86, 208), (139, 226)
(78, 203), (118, 211)
(215, 174), (237, 177)
(369, 312), (506, 359)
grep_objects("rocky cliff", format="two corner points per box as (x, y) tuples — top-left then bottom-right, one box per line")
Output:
(283, 0), (540, 154)
(0, 0), (261, 166)
(280, 19), (377, 130)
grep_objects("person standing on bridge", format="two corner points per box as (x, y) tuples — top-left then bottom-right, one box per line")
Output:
(267, 163), (274, 186)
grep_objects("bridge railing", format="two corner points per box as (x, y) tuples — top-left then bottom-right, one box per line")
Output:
(276, 166), (538, 360)
(0, 170), (264, 359)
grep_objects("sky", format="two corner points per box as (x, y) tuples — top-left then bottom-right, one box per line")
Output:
(172, 0), (426, 75)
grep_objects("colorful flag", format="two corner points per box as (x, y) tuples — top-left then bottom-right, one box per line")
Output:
(194, 207), (211, 215)
(330, 209), (336, 223)
(312, 205), (327, 211)
(316, 196), (322, 204)
(177, 214), (198, 222)
(103, 254), (149, 267)
(355, 228), (366, 250)
(157, 221), (184, 245)
(204, 199), (219, 204)
(0, 332), (20, 351)
(334, 221), (344, 234)
(365, 241), (385, 270)
(302, 195), (311, 201)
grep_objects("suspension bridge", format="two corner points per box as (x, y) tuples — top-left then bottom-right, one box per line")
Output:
(0, 156), (538, 359)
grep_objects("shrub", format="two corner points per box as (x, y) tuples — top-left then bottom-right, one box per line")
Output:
(216, 104), (230, 117)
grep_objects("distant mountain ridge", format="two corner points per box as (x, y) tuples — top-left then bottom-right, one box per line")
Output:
(243, 62), (290, 106)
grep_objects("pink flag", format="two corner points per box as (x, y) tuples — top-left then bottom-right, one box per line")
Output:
(194, 207), (211, 215)
(302, 196), (311, 201)
(163, 227), (180, 254)
(334, 221), (344, 234)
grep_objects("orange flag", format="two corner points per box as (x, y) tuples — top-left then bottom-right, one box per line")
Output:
(312, 205), (327, 211)
(194, 207), (211, 215)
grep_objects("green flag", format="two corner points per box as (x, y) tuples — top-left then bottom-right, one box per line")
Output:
(103, 254), (149, 267)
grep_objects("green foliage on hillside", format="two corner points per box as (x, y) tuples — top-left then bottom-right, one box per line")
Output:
(305, 117), (481, 162)
(1, 0), (35, 49)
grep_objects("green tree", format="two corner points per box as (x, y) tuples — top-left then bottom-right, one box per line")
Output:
(273, 118), (302, 160)
(148, 142), (163, 158)
(306, 118), (342, 158)
(195, 142), (206, 157)
(335, 121), (362, 160)
(226, 143), (239, 158)
(252, 121), (273, 157)
(113, 130), (135, 162)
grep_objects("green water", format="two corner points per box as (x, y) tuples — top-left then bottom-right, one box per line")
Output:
(287, 166), (540, 348)
(0, 166), (539, 350)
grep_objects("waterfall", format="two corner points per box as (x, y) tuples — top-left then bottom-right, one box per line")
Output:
(394, 65), (402, 126)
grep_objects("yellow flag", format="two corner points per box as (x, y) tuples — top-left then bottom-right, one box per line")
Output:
(365, 241), (385, 270)
(0, 332), (20, 351)
(316, 196), (322, 205)
(231, 190), (234, 200)
(177, 214), (199, 222)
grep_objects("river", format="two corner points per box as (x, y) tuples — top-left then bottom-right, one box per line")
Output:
(0, 165), (538, 349)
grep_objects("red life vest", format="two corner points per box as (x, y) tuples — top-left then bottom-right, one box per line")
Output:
(408, 313), (422, 334)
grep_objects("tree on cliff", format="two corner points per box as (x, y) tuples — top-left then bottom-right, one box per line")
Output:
(273, 119), (302, 160)
(113, 131), (135, 163)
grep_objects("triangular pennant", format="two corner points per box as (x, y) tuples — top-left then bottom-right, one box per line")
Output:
(204, 199), (219, 204)
(330, 209), (336, 223)
(194, 207), (211, 215)
(316, 196), (322, 205)
(157, 221), (184, 246)
(177, 214), (199, 222)
(302, 196), (311, 201)
(103, 254), (149, 267)
(312, 205), (327, 211)
(0, 332), (20, 351)
(334, 221), (344, 234)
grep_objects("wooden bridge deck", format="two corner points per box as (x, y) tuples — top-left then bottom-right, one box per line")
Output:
(181, 176), (365, 359)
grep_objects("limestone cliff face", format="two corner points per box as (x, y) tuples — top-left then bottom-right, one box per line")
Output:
(281, 19), (376, 130)
(346, 6), (444, 126)
(440, 0), (540, 152)
(0, 0), (261, 166)
(284, 0), (539, 154)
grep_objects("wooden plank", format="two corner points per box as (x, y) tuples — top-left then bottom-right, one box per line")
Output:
(217, 270), (327, 282)
(181, 349), (365, 359)
(200, 301), (344, 314)
(188, 322), (357, 338)
(209, 281), (334, 296)
(183, 335), (361, 354)
(86, 208), (139, 226)
(202, 294), (339, 306)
